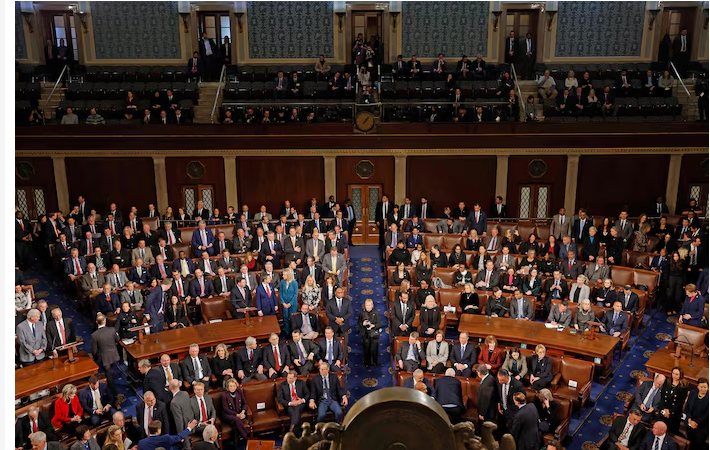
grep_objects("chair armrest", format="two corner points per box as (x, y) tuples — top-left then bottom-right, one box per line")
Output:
(276, 402), (284, 414)
(245, 405), (253, 421)
(579, 381), (592, 402)
(555, 417), (570, 441)
(551, 373), (562, 388)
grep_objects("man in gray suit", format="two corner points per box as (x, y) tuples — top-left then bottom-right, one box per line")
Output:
(617, 211), (634, 241)
(283, 226), (305, 265)
(584, 256), (610, 284)
(119, 281), (144, 309)
(547, 300), (572, 327)
(168, 378), (193, 450)
(17, 309), (47, 365)
(91, 313), (120, 396)
(236, 264), (258, 292)
(29, 432), (63, 450)
(384, 223), (405, 248)
(437, 217), (464, 234)
(323, 247), (347, 285)
(254, 205), (273, 221)
(189, 382), (216, 434)
(106, 264), (128, 289)
(306, 229), (326, 264)
(510, 289), (534, 320)
(551, 207), (572, 240)
(633, 374), (665, 422)
(131, 239), (155, 266)
(79, 263), (105, 296)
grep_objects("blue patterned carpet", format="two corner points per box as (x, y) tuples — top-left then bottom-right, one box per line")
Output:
(23, 247), (677, 449)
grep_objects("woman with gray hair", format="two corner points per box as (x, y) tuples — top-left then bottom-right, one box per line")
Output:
(534, 388), (559, 433)
(569, 275), (590, 303)
(574, 299), (595, 332)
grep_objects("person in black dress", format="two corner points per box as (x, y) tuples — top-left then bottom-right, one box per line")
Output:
(125, 91), (138, 120)
(449, 244), (467, 269)
(419, 295), (441, 338)
(684, 377), (708, 450)
(211, 343), (235, 388)
(666, 252), (686, 315)
(460, 283), (480, 314)
(120, 227), (136, 251)
(115, 300), (140, 339)
(415, 253), (433, 285)
(534, 388), (559, 433)
(166, 295), (189, 329)
(358, 299), (381, 368)
(430, 245), (448, 269)
(658, 366), (689, 435)
(390, 262), (411, 287)
(529, 344), (553, 389)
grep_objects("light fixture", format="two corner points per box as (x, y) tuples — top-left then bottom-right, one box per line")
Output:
(390, 11), (400, 31)
(234, 12), (244, 33)
(21, 12), (33, 33)
(648, 9), (661, 29)
(336, 12), (346, 33)
(76, 11), (88, 33)
(492, 11), (502, 31)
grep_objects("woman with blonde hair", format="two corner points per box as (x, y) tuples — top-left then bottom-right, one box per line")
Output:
(280, 269), (298, 335)
(302, 274), (321, 310)
(51, 384), (83, 434)
(633, 223), (652, 252)
(415, 251), (432, 284)
(103, 425), (125, 450)
(211, 343), (234, 388)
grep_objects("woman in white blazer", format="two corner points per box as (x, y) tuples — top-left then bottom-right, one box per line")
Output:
(425, 330), (449, 373)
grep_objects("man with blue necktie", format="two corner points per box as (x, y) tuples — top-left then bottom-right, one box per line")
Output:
(317, 327), (343, 372)
(600, 301), (628, 337)
(309, 362), (347, 422)
(406, 227), (423, 248)
(638, 421), (675, 450)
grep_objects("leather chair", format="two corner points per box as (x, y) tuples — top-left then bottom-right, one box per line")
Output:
(498, 222), (518, 234)
(171, 242), (191, 260)
(439, 289), (462, 324)
(464, 251), (476, 267)
(201, 297), (233, 322)
(536, 223), (552, 241)
(553, 356), (594, 417)
(433, 268), (456, 287)
(667, 323), (708, 354)
(626, 251), (652, 269)
(461, 376), (480, 424)
(215, 225), (236, 241)
(180, 227), (197, 249)
(542, 397), (572, 445)
(140, 217), (160, 231)
(242, 379), (283, 437)
(517, 221), (537, 240)
(423, 233), (444, 250)
(386, 266), (416, 287)
(663, 215), (684, 227)
(610, 266), (635, 287)
(443, 235), (465, 250)
(633, 269), (659, 306)
(423, 219), (439, 233)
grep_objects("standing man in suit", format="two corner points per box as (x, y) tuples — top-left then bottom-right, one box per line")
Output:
(638, 421), (676, 450)
(522, 33), (535, 79)
(78, 375), (116, 427)
(385, 223), (405, 251)
(633, 375), (665, 423)
(309, 362), (348, 422)
(132, 239), (155, 266)
(199, 32), (218, 81)
(260, 231), (283, 269)
(604, 409), (648, 450)
(552, 208), (572, 241)
(145, 279), (171, 333)
(167, 379), (193, 450)
(391, 291), (416, 337)
(277, 371), (309, 433)
(491, 196), (507, 218)
(672, 28), (690, 77)
(572, 209), (592, 243)
(284, 226), (305, 266)
(191, 221), (214, 257)
(16, 309), (47, 366)
(15, 211), (32, 270)
(324, 287), (352, 356)
(375, 194), (391, 251)
(323, 246), (347, 285)
(256, 274), (278, 316)
(229, 277), (250, 318)
(510, 392), (540, 450)
(136, 391), (170, 438)
(505, 31), (519, 64)
(476, 365), (498, 422)
(619, 285), (640, 316)
(617, 211), (634, 241)
(450, 332), (477, 377)
(306, 229), (326, 265)
(183, 344), (212, 389)
(91, 313), (120, 397)
(46, 307), (76, 354)
(497, 368), (526, 431)
(561, 250), (583, 279)
(433, 368), (464, 423)
(466, 203), (488, 237)
(600, 301), (629, 337)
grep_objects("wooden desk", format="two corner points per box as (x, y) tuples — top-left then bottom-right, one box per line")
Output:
(15, 351), (98, 399)
(645, 348), (709, 384)
(246, 441), (275, 450)
(121, 316), (280, 380)
(457, 315), (619, 378)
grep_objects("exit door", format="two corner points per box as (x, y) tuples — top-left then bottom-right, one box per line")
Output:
(519, 185), (551, 219)
(348, 184), (382, 244)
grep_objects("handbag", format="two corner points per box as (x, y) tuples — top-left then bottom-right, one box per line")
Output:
(368, 328), (381, 339)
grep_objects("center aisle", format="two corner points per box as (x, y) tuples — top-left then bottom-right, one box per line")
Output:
(344, 245), (394, 401)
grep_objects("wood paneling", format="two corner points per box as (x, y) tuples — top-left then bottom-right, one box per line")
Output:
(237, 157), (324, 215)
(406, 156), (497, 215)
(507, 156), (567, 219)
(166, 157), (226, 215)
(577, 155), (670, 217)
(66, 158), (155, 218)
(677, 154), (709, 211)
(336, 156), (394, 204)
(15, 157), (58, 214)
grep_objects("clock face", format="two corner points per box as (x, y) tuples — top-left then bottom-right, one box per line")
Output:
(356, 112), (375, 132)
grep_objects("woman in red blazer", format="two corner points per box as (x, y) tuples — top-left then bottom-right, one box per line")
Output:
(477, 335), (504, 375)
(51, 383), (84, 434)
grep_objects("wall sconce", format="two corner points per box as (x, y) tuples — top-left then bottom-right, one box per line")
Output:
(546, 11), (557, 31)
(492, 11), (502, 31)
(336, 12), (345, 33)
(648, 9), (661, 30)
(76, 11), (88, 33)
(21, 12), (33, 33)
(178, 12), (190, 33)
(234, 12), (244, 33)
(390, 11), (400, 31)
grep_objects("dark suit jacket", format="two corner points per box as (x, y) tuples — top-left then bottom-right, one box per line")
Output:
(391, 300), (416, 332)
(136, 400), (170, 437)
(582, 235), (601, 260)
(639, 431), (676, 450)
(78, 384), (114, 415)
(18, 412), (57, 448)
(171, 258), (196, 276)
(300, 264), (324, 286)
(324, 297), (353, 332)
(572, 218), (592, 241)
(403, 376), (433, 395)
(511, 403), (540, 450)
(497, 378), (525, 416)
(466, 211), (488, 235)
(182, 354), (212, 385)
(94, 292), (120, 315)
(152, 244), (174, 262)
(262, 342), (290, 371)
(619, 292), (640, 315)
(561, 259), (583, 279)
(188, 277), (215, 298)
(91, 325), (120, 367)
(433, 376), (464, 408)
(142, 367), (171, 404)
(46, 318), (77, 351)
(291, 312), (321, 335)
(607, 413), (647, 450)
(396, 341), (425, 365)
(317, 338), (343, 364)
(601, 310), (628, 335)
(478, 374), (499, 420)
(64, 256), (88, 276)
(288, 339), (319, 366)
(213, 276), (234, 296)
(277, 379), (309, 408)
(128, 266), (151, 285)
(450, 342), (477, 367)
(235, 346), (263, 376)
(310, 372), (344, 404)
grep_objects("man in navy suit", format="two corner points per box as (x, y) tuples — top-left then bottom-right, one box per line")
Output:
(129, 260), (151, 285)
(190, 221), (215, 256)
(187, 269), (213, 323)
(187, 51), (201, 79)
(308, 362), (348, 422)
(78, 375), (116, 426)
(403, 368), (433, 395)
(450, 332), (477, 377)
(679, 284), (705, 328)
(619, 285), (640, 315)
(638, 421), (676, 450)
(94, 283), (121, 315)
(466, 203), (488, 236)
(324, 287), (352, 358)
(600, 301), (628, 337)
(650, 248), (670, 275)
(317, 326), (343, 371)
(79, 231), (98, 257)
(145, 279), (171, 333)
(433, 368), (464, 423)
(632, 375), (665, 423)
(604, 409), (647, 450)
(260, 231), (284, 269)
(256, 274), (278, 316)
(172, 251), (196, 278)
(137, 418), (197, 450)
(135, 391), (171, 438)
(510, 392), (540, 450)
(406, 228), (424, 249)
(572, 209), (592, 242)
(64, 248), (88, 280)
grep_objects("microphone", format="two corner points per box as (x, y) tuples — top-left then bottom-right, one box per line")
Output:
(674, 334), (695, 367)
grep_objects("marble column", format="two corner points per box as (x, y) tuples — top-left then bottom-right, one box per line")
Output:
(52, 156), (70, 213)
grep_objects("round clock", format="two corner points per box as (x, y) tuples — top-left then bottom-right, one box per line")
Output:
(355, 111), (376, 132)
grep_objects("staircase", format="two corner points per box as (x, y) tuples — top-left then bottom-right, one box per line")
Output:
(192, 81), (223, 124)
(517, 80), (543, 120)
(39, 81), (64, 120)
(675, 78), (699, 120)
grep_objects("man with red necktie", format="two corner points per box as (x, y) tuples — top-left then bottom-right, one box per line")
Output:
(256, 274), (278, 316)
(277, 371), (309, 433)
(63, 248), (87, 281)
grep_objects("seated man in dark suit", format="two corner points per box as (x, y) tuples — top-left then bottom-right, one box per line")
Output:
(234, 336), (268, 383)
(277, 370), (309, 433)
(78, 375), (117, 427)
(152, 238), (173, 263)
(561, 250), (583, 279)
(600, 301), (629, 337)
(471, 54), (486, 80)
(638, 421), (676, 450)
(94, 283), (120, 315)
(406, 228), (424, 249)
(16, 406), (58, 449)
(316, 326), (344, 372)
(403, 368), (433, 394)
(618, 285), (640, 316)
(292, 302), (321, 341)
(604, 409), (647, 450)
(263, 333), (290, 379)
(308, 362), (348, 422)
(450, 332), (477, 377)
(79, 231), (98, 258)
(632, 374), (665, 423)
(555, 88), (574, 115)
(391, 55), (406, 79)
(128, 259), (151, 285)
(433, 368), (464, 423)
(288, 329), (319, 375)
(396, 331), (425, 372)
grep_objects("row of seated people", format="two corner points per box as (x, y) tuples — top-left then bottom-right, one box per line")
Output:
(386, 55), (508, 81)
(225, 72), (359, 101)
(384, 101), (520, 123)
(381, 71), (516, 100)
(220, 105), (351, 124)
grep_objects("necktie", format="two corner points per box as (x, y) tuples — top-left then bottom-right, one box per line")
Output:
(146, 407), (152, 433)
(200, 398), (207, 421)
(327, 341), (333, 365)
(461, 344), (465, 359)
(32, 420), (37, 433)
(200, 278), (205, 296)
(168, 231), (174, 245)
(160, 265), (166, 278)
(502, 383), (508, 409)
(167, 367), (172, 381)
(324, 376), (331, 400)
(140, 248), (145, 260)
(31, 323), (35, 337)
(177, 280), (183, 297)
(619, 422), (631, 442)
(643, 387), (656, 407)
(274, 346), (281, 370)
(652, 437), (659, 450)
(297, 342), (305, 363)
(58, 320), (66, 344)
(74, 258), (82, 275)
(194, 357), (203, 378)
(291, 383), (297, 401)
(248, 349), (253, 362)
(485, 271), (490, 285)
(613, 312), (619, 324)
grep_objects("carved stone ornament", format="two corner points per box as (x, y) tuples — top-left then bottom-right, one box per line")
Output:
(281, 387), (516, 450)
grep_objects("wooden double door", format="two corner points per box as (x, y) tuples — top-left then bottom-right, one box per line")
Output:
(347, 184), (382, 244)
